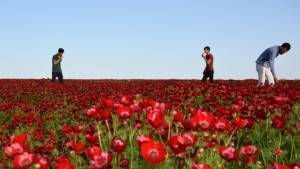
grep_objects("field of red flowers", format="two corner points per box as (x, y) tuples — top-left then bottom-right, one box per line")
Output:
(0, 79), (299, 169)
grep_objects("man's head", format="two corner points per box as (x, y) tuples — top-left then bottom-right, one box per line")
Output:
(204, 46), (211, 54)
(279, 43), (291, 55)
(58, 48), (64, 55)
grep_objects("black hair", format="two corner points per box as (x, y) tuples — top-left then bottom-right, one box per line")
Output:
(58, 48), (64, 53)
(281, 43), (291, 51)
(204, 46), (210, 51)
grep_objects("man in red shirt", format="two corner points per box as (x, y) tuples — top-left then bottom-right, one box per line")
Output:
(201, 46), (214, 83)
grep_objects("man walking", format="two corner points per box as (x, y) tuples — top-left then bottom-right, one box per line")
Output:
(256, 43), (291, 86)
(201, 46), (214, 83)
(52, 48), (64, 83)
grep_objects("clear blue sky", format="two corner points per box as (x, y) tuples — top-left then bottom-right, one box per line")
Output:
(0, 0), (299, 79)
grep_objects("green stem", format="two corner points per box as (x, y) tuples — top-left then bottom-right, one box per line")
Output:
(225, 129), (236, 147)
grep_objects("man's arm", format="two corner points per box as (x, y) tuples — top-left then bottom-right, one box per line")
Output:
(269, 48), (278, 81)
(202, 54), (211, 64)
(53, 56), (62, 65)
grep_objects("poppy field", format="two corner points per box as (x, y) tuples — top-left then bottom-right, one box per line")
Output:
(0, 79), (300, 169)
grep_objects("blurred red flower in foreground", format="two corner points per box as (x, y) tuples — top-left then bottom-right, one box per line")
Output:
(267, 162), (289, 169)
(272, 115), (286, 129)
(56, 155), (75, 169)
(240, 145), (259, 156)
(219, 146), (238, 161)
(273, 96), (290, 106)
(85, 146), (102, 160)
(90, 152), (113, 169)
(111, 137), (127, 153)
(137, 134), (152, 146)
(11, 134), (28, 145)
(116, 106), (132, 119)
(191, 163), (212, 169)
(13, 152), (35, 169)
(240, 145), (260, 164)
(188, 110), (214, 130)
(274, 148), (283, 157)
(140, 140), (167, 165)
(168, 133), (197, 156)
(34, 156), (50, 169)
(146, 110), (166, 128)
(71, 142), (86, 154)
(4, 143), (24, 157)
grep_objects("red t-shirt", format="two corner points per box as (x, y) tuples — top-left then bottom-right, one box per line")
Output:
(205, 54), (214, 71)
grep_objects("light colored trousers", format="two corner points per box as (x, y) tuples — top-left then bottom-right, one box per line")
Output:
(256, 64), (275, 85)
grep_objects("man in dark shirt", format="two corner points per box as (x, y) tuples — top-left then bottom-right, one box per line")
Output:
(52, 48), (64, 83)
(201, 46), (214, 83)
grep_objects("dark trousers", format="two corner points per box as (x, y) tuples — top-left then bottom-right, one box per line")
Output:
(52, 72), (64, 83)
(201, 70), (214, 83)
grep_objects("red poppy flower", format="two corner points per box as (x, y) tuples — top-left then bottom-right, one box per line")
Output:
(231, 104), (241, 112)
(171, 109), (185, 123)
(219, 146), (238, 161)
(189, 110), (214, 130)
(182, 133), (197, 147)
(102, 98), (114, 107)
(213, 118), (230, 131)
(13, 152), (35, 169)
(274, 148), (283, 157)
(273, 96), (290, 106)
(72, 125), (83, 134)
(130, 103), (141, 112)
(85, 107), (98, 117)
(90, 152), (113, 169)
(137, 134), (152, 146)
(72, 143), (85, 154)
(191, 163), (212, 169)
(296, 121), (300, 129)
(268, 163), (289, 169)
(116, 106), (132, 119)
(205, 140), (217, 148)
(271, 115), (286, 129)
(86, 134), (99, 145)
(140, 140), (167, 165)
(214, 108), (230, 116)
(168, 135), (187, 155)
(56, 155), (75, 169)
(85, 146), (102, 160)
(168, 133), (197, 156)
(287, 163), (300, 169)
(11, 134), (27, 145)
(146, 110), (165, 128)
(34, 156), (50, 169)
(100, 109), (111, 120)
(239, 145), (259, 164)
(111, 137), (127, 153)
(240, 145), (259, 156)
(120, 96), (132, 105)
(119, 158), (129, 168)
(234, 118), (250, 129)
(134, 121), (142, 130)
(4, 143), (24, 157)
(242, 156), (257, 164)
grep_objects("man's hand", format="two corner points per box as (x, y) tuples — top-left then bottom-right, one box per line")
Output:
(274, 77), (279, 83)
(53, 55), (63, 65)
(202, 53), (206, 58)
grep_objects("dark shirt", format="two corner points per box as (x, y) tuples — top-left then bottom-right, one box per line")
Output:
(52, 54), (62, 72)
